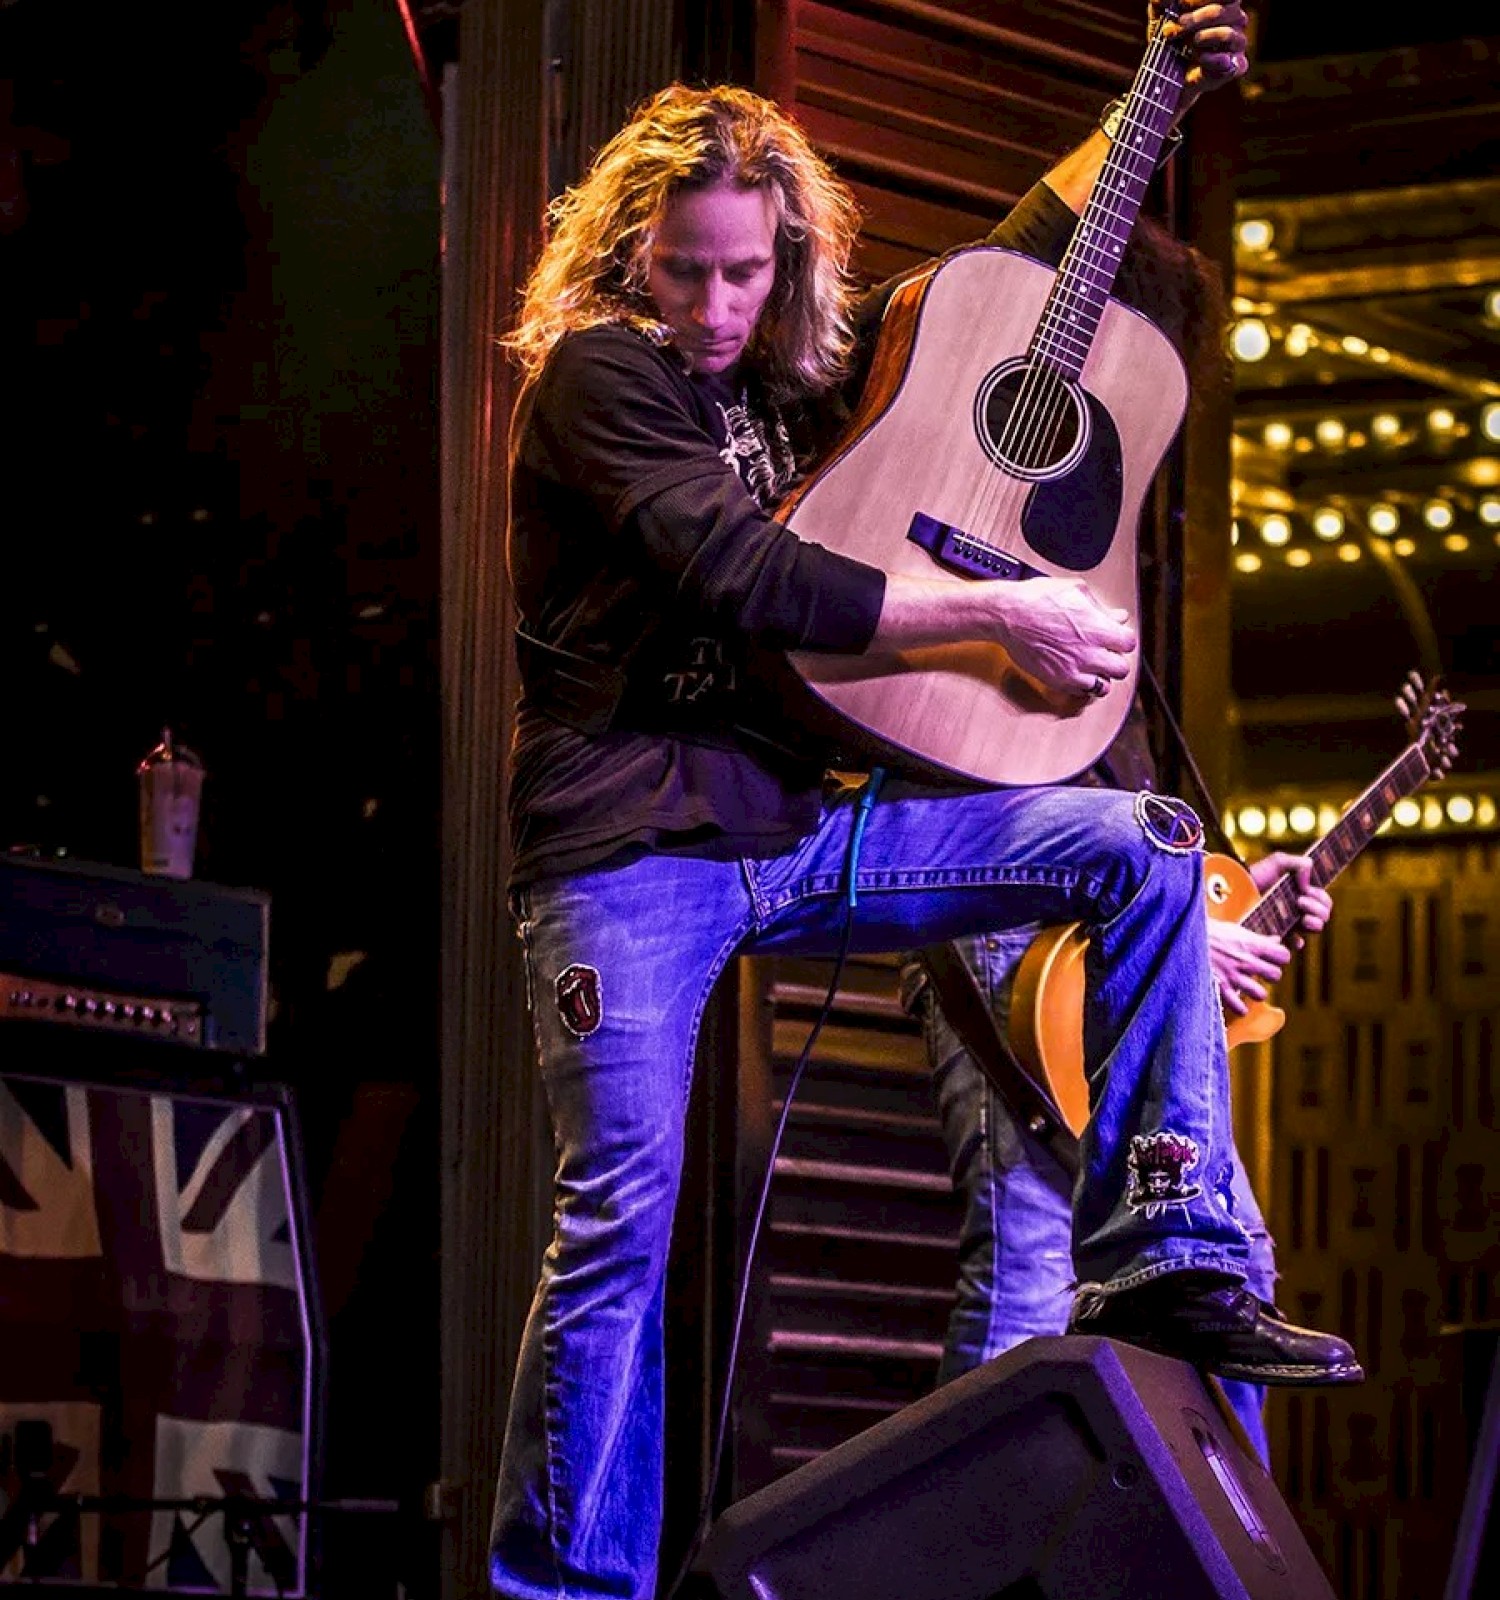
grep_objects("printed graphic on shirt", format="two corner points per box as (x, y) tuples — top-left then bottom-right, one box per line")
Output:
(639, 390), (793, 719)
(556, 963), (603, 1038)
(664, 638), (736, 705)
(715, 392), (798, 510)
(1133, 791), (1205, 854)
(1125, 1130), (1203, 1216)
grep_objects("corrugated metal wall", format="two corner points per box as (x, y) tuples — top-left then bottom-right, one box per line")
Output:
(440, 6), (682, 1596)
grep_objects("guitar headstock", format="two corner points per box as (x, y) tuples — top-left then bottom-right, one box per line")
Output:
(1395, 670), (1464, 779)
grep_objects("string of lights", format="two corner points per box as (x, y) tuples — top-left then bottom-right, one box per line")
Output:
(1226, 787), (1498, 843)
(1228, 392), (1500, 572)
(1226, 204), (1500, 576)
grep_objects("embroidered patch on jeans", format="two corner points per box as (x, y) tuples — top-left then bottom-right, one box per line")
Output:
(556, 963), (603, 1037)
(1133, 791), (1204, 854)
(1126, 1131), (1203, 1216)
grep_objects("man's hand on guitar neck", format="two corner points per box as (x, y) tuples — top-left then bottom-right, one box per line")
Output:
(1208, 852), (1333, 1018)
(1042, 1), (1251, 215)
(1163, 1), (1252, 115)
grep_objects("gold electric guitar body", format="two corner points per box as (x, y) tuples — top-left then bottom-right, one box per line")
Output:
(1006, 676), (1462, 1136)
(1009, 854), (1278, 1138)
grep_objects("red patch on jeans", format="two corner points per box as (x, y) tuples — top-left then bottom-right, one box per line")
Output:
(556, 963), (602, 1037)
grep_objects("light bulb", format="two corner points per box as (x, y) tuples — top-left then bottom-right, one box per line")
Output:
(1232, 319), (1272, 362)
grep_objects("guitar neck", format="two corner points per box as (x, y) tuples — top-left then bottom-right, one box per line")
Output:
(1031, 10), (1188, 381)
(1242, 742), (1433, 941)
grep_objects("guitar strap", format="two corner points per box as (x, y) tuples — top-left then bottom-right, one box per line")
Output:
(919, 941), (1081, 1181)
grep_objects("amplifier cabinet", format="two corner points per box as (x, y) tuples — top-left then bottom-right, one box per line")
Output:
(0, 856), (268, 1057)
(0, 1050), (324, 1594)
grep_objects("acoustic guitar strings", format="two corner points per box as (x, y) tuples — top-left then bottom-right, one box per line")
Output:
(964, 18), (1186, 563)
(988, 26), (1181, 521)
(996, 18), (1184, 498)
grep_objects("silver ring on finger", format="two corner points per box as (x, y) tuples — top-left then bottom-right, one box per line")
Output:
(1089, 674), (1109, 698)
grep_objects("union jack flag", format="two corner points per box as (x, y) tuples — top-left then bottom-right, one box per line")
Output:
(0, 1058), (319, 1595)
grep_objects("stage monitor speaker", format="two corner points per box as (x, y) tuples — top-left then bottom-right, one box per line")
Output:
(695, 1335), (1334, 1600)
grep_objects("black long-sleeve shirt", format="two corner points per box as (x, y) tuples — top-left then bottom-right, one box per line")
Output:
(506, 183), (1132, 884)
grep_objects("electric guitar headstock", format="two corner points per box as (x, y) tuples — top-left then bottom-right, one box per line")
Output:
(1395, 669), (1464, 781)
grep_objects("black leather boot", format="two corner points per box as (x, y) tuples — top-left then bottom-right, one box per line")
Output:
(1068, 1270), (1365, 1386)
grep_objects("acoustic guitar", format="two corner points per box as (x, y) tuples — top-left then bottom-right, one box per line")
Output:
(1006, 673), (1464, 1137)
(778, 8), (1195, 785)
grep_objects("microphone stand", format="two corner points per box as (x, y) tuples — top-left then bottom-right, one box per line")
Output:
(16, 1488), (400, 1597)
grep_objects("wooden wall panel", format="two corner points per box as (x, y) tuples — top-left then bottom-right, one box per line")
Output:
(732, 952), (962, 1496)
(439, 6), (549, 1595)
(791, 0), (1142, 279)
(778, 0), (1238, 799)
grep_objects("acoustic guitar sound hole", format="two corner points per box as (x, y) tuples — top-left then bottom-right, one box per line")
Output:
(973, 359), (1090, 481)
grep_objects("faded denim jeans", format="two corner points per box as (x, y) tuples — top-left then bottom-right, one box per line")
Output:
(489, 782), (1252, 1600)
(905, 929), (1274, 1464)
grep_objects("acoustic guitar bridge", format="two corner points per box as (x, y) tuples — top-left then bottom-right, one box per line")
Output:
(907, 512), (1043, 582)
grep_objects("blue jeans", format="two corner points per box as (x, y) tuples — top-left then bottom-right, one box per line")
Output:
(489, 782), (1253, 1599)
(906, 930), (1274, 1463)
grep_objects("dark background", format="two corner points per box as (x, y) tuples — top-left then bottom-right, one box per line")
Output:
(2, 2), (442, 1590)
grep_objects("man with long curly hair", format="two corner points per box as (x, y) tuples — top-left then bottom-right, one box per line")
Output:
(489, 8), (1358, 1598)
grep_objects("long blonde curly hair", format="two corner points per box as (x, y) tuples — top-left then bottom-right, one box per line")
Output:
(504, 85), (863, 403)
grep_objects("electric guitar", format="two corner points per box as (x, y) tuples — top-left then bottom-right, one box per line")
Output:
(777, 7), (1193, 785)
(1007, 673), (1464, 1137)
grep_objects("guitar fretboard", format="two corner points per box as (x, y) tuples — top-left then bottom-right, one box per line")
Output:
(1030, 13), (1188, 382)
(1243, 743), (1433, 942)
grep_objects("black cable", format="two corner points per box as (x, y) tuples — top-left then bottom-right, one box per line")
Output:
(663, 769), (885, 1598)
(1137, 655), (1239, 858)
